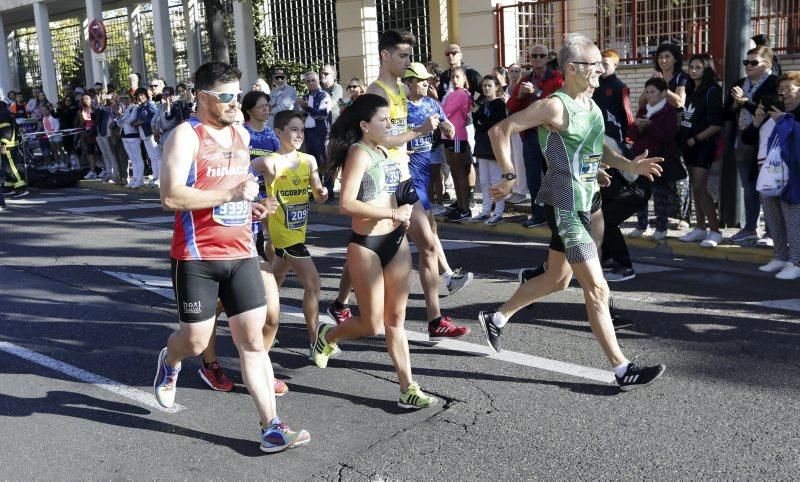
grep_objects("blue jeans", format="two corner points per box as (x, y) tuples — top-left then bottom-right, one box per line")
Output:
(522, 129), (546, 221)
(735, 143), (760, 231)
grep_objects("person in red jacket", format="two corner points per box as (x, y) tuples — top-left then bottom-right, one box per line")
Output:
(507, 44), (564, 226)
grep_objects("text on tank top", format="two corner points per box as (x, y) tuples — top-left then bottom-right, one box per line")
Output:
(170, 117), (255, 260)
(535, 91), (604, 212)
(266, 151), (313, 249)
(353, 143), (401, 202)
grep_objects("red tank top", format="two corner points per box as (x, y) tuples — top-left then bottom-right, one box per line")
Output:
(170, 117), (255, 260)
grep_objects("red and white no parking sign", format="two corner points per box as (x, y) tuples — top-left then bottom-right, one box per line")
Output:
(88, 19), (107, 55)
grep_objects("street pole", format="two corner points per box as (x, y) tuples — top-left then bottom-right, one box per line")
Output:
(719, 0), (751, 228)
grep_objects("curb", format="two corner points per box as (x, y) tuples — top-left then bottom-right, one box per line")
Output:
(311, 202), (772, 266)
(79, 180), (772, 266)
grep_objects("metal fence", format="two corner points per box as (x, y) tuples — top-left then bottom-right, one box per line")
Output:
(377, 0), (432, 64)
(266, 0), (339, 67)
(751, 0), (800, 54)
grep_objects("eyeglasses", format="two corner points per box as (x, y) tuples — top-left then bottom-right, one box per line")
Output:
(742, 60), (762, 67)
(273, 75), (285, 80)
(346, 85), (360, 90)
(571, 61), (603, 68)
(445, 51), (460, 56)
(529, 53), (548, 59)
(200, 89), (241, 103)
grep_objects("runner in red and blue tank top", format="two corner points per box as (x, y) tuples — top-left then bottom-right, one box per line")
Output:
(153, 61), (309, 453)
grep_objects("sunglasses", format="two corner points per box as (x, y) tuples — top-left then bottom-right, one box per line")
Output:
(445, 51), (460, 56)
(201, 89), (241, 103)
(529, 53), (548, 59)
(346, 85), (360, 89)
(149, 84), (159, 88)
(742, 60), (762, 67)
(274, 75), (286, 80)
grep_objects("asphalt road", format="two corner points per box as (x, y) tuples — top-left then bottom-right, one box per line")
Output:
(1, 186), (799, 479)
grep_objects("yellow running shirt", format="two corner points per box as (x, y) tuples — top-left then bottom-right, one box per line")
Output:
(266, 152), (313, 249)
(372, 79), (410, 179)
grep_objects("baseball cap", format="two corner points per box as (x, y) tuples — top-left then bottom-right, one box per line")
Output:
(403, 62), (434, 80)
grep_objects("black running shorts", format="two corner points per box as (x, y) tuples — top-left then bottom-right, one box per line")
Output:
(171, 257), (265, 323)
(274, 243), (311, 259)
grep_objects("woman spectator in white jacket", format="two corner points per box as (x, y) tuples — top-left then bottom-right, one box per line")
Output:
(117, 93), (145, 189)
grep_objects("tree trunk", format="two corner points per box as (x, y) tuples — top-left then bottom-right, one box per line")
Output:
(203, 0), (230, 63)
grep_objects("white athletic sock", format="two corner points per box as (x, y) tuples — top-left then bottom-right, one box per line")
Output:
(491, 311), (507, 328)
(613, 360), (631, 378)
(442, 270), (454, 283)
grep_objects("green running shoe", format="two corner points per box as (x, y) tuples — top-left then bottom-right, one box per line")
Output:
(398, 382), (438, 410)
(312, 323), (340, 368)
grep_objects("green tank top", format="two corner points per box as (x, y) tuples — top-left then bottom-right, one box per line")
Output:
(353, 143), (401, 202)
(535, 90), (604, 212)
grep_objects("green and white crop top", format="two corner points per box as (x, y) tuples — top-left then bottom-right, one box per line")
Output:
(353, 142), (401, 202)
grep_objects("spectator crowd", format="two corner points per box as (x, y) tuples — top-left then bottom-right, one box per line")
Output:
(1, 32), (799, 281)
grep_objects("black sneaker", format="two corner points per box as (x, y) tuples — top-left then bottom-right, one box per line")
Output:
(446, 209), (470, 222)
(518, 264), (546, 284)
(12, 189), (29, 198)
(601, 258), (618, 272)
(605, 266), (636, 282)
(478, 311), (503, 353)
(616, 363), (666, 391)
(521, 217), (547, 228)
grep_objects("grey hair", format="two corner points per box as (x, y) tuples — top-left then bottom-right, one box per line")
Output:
(558, 33), (597, 71)
(304, 71), (319, 80)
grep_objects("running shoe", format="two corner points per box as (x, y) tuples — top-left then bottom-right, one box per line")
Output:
(469, 213), (490, 223)
(198, 360), (234, 392)
(446, 209), (470, 222)
(651, 230), (668, 241)
(776, 264), (800, 280)
(11, 189), (29, 198)
(518, 264), (546, 284)
(83, 171), (98, 180)
(679, 228), (707, 242)
(605, 266), (636, 282)
(153, 347), (181, 408)
(274, 378), (289, 397)
(311, 323), (340, 368)
(756, 236), (773, 248)
(521, 217), (547, 228)
(759, 259), (789, 273)
(626, 227), (646, 238)
(398, 382), (438, 410)
(326, 303), (353, 325)
(616, 362), (666, 391)
(485, 214), (503, 225)
(445, 268), (473, 296)
(428, 315), (470, 341)
(730, 229), (758, 243)
(478, 311), (503, 353)
(259, 417), (310, 453)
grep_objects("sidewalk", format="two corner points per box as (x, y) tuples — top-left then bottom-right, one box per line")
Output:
(78, 180), (773, 265)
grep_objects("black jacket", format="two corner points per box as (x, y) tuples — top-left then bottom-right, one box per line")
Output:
(472, 98), (507, 159)
(723, 74), (779, 125)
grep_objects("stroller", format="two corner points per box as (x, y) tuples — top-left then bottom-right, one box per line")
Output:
(20, 122), (86, 188)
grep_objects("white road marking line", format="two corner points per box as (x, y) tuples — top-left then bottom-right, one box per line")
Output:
(63, 203), (160, 214)
(6, 194), (106, 204)
(0, 341), (184, 413)
(106, 271), (616, 384)
(129, 216), (175, 224)
(747, 298), (800, 314)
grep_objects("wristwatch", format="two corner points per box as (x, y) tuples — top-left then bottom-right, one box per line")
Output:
(501, 172), (517, 181)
